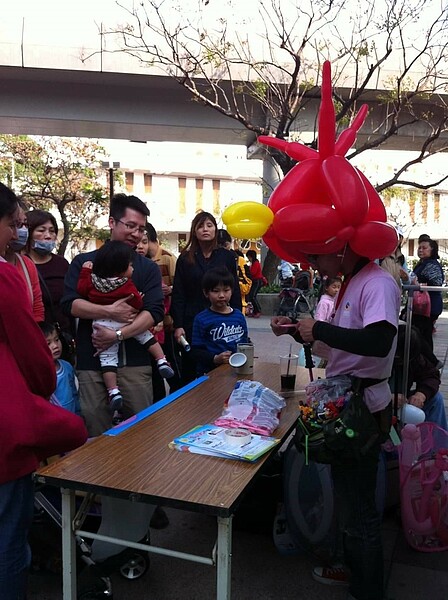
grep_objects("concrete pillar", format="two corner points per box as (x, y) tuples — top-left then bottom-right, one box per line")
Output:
(260, 152), (282, 264)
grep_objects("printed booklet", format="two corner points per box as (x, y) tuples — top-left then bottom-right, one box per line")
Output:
(170, 423), (280, 462)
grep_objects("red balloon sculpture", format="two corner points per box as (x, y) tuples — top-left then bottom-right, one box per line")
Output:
(259, 61), (397, 260)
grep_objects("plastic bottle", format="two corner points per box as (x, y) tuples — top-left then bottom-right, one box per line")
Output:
(179, 335), (191, 352)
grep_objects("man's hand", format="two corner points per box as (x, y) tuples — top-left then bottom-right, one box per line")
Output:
(408, 391), (426, 409)
(92, 324), (117, 355)
(174, 327), (186, 343)
(82, 261), (93, 269)
(107, 296), (138, 323)
(297, 318), (317, 342)
(270, 316), (297, 337)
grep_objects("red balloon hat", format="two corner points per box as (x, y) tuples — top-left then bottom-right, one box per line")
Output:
(258, 61), (397, 260)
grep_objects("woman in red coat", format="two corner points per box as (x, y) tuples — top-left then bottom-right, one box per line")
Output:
(0, 183), (87, 600)
(246, 249), (264, 318)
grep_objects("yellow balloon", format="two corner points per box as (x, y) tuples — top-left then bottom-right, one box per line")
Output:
(222, 201), (273, 239)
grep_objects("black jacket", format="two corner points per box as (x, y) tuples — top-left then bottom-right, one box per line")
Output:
(171, 247), (242, 339)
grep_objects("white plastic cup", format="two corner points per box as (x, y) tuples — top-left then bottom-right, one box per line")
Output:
(229, 352), (247, 369)
(279, 354), (299, 390)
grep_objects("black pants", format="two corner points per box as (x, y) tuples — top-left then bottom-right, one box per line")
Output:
(248, 279), (262, 314)
(332, 403), (392, 600)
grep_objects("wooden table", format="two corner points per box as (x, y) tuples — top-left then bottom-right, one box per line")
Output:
(37, 363), (315, 599)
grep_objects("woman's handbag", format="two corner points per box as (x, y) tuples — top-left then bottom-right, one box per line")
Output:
(412, 289), (431, 317)
(294, 376), (385, 465)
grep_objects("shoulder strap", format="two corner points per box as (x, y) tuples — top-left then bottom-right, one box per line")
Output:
(16, 254), (33, 301)
(35, 265), (58, 323)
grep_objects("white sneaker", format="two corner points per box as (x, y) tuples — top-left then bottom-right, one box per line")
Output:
(157, 358), (174, 379)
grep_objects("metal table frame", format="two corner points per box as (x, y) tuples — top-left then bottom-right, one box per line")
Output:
(37, 363), (307, 599)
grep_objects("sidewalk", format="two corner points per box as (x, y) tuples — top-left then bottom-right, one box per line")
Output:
(28, 313), (448, 600)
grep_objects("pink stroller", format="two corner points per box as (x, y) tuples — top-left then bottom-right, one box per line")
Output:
(399, 422), (448, 551)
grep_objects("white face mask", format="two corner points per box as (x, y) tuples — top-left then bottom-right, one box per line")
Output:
(9, 226), (29, 251)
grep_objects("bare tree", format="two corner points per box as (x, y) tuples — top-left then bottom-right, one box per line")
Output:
(83, 0), (448, 275)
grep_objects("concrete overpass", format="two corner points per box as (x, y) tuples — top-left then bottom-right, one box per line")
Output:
(0, 65), (447, 152)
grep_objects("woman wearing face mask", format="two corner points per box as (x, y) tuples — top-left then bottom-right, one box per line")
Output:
(4, 201), (44, 322)
(25, 209), (72, 334)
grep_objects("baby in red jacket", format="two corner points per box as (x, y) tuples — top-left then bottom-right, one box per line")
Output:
(77, 241), (173, 423)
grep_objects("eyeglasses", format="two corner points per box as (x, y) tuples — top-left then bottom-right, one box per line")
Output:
(11, 221), (28, 229)
(115, 219), (146, 235)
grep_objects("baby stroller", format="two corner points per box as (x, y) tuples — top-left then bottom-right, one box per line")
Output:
(399, 422), (448, 551)
(31, 486), (152, 598)
(277, 271), (315, 318)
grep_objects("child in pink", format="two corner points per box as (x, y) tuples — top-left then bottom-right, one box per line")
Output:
(312, 277), (342, 365)
(314, 277), (342, 323)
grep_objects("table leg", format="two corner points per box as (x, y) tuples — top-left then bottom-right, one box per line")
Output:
(216, 515), (232, 600)
(61, 488), (77, 600)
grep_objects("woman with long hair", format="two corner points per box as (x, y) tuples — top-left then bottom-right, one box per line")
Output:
(171, 211), (241, 383)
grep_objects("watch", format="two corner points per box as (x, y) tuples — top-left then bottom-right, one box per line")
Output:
(116, 329), (124, 342)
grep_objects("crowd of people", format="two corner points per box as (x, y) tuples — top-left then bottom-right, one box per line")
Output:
(0, 183), (87, 599)
(1, 175), (447, 600)
(0, 187), (264, 598)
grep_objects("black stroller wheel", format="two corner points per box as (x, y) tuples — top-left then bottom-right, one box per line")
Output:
(119, 551), (149, 580)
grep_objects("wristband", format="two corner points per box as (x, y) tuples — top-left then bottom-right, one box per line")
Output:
(116, 329), (124, 342)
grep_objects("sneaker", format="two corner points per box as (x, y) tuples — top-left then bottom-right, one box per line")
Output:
(312, 564), (350, 586)
(111, 410), (124, 426)
(108, 390), (123, 413)
(157, 359), (174, 379)
(150, 506), (169, 529)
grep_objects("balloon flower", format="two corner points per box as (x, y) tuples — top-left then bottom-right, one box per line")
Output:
(222, 201), (274, 239)
(255, 61), (397, 261)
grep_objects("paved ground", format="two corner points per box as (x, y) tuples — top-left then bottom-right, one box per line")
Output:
(28, 312), (448, 600)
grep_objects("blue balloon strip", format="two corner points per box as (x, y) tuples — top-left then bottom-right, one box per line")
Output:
(103, 375), (209, 437)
